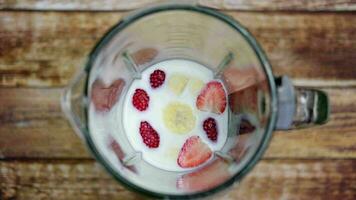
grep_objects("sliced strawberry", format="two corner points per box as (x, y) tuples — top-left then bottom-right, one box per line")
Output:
(176, 158), (230, 192)
(139, 121), (160, 148)
(177, 136), (212, 168)
(196, 81), (227, 114)
(203, 117), (218, 142)
(149, 69), (166, 88)
(132, 88), (150, 111)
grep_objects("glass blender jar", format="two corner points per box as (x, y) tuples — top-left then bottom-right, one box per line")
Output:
(62, 3), (329, 199)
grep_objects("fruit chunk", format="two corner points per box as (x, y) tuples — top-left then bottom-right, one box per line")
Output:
(203, 117), (218, 142)
(177, 136), (212, 168)
(239, 117), (256, 135)
(228, 83), (258, 114)
(108, 137), (137, 173)
(139, 121), (160, 148)
(177, 158), (230, 191)
(189, 78), (204, 95)
(91, 79), (125, 112)
(222, 67), (258, 94)
(132, 89), (149, 111)
(228, 133), (251, 163)
(196, 81), (227, 114)
(163, 102), (196, 134)
(132, 48), (158, 65)
(150, 69), (166, 88)
(168, 74), (189, 95)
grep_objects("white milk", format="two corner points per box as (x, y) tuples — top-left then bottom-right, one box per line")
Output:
(122, 59), (228, 172)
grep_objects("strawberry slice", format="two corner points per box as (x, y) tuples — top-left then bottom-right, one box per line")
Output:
(196, 81), (227, 114)
(177, 136), (212, 168)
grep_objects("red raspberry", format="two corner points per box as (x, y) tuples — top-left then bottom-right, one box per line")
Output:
(132, 89), (149, 111)
(150, 69), (166, 88)
(203, 117), (218, 142)
(139, 121), (160, 148)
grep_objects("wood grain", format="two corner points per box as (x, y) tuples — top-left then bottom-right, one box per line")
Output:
(1, 159), (355, 199)
(0, 6), (354, 200)
(0, 12), (122, 87)
(0, 0), (355, 11)
(0, 160), (142, 200)
(0, 11), (355, 87)
(0, 88), (88, 159)
(203, 0), (356, 11)
(0, 87), (355, 159)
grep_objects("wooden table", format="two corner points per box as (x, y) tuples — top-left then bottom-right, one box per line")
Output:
(1, 1), (356, 199)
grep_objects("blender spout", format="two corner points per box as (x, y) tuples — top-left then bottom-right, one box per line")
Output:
(61, 71), (88, 140)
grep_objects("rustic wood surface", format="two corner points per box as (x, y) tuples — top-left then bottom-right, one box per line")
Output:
(0, 1), (356, 199)
(1, 11), (356, 87)
(0, 0), (356, 11)
(1, 160), (355, 200)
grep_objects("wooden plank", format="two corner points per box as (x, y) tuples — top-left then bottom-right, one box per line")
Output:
(0, 88), (88, 159)
(0, 0), (158, 11)
(0, 12), (123, 87)
(0, 0), (355, 11)
(0, 11), (356, 87)
(0, 87), (355, 159)
(1, 159), (355, 199)
(204, 0), (356, 11)
(227, 12), (356, 83)
(0, 160), (142, 199)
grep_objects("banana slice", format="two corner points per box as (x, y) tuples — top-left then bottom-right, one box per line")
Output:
(189, 78), (205, 95)
(168, 74), (189, 95)
(163, 102), (196, 134)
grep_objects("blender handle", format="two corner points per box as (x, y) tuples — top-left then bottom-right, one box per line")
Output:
(61, 71), (88, 139)
(275, 76), (330, 130)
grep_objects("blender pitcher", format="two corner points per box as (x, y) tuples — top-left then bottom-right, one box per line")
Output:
(61, 3), (329, 199)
